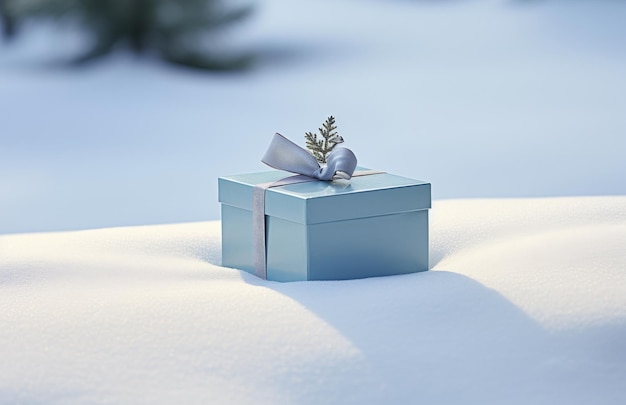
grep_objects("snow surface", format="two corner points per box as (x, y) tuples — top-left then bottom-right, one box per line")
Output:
(1, 0), (625, 234)
(1, 196), (625, 403)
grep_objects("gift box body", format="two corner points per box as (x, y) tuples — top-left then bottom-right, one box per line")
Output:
(218, 170), (431, 282)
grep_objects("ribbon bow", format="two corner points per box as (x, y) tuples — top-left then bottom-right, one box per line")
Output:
(262, 133), (357, 181)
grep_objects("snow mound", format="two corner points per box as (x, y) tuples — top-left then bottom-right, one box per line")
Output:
(1, 196), (625, 404)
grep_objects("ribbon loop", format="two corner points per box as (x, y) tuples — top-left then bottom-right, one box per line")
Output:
(261, 133), (357, 180)
(318, 147), (357, 181)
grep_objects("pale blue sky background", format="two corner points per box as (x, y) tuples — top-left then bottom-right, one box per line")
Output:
(1, 0), (625, 234)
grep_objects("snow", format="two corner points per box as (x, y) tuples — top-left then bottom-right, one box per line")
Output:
(1, 0), (625, 402)
(1, 196), (625, 403)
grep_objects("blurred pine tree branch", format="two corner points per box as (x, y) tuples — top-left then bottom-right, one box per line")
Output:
(5, 0), (254, 71)
(0, 0), (17, 39)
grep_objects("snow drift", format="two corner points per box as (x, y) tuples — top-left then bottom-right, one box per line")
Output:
(2, 196), (625, 404)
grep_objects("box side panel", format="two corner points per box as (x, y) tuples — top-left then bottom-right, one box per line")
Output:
(222, 171), (431, 225)
(266, 217), (308, 282)
(306, 183), (431, 224)
(221, 204), (254, 275)
(219, 177), (254, 211)
(307, 210), (428, 280)
(220, 173), (303, 213)
(265, 190), (307, 224)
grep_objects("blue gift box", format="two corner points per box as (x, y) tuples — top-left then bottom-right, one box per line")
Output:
(218, 169), (431, 282)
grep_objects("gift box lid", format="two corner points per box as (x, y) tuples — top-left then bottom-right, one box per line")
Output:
(218, 168), (431, 225)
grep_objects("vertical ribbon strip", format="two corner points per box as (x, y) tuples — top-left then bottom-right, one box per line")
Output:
(252, 175), (320, 279)
(252, 183), (269, 279)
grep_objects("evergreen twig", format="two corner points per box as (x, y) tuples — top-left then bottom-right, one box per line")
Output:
(304, 116), (344, 164)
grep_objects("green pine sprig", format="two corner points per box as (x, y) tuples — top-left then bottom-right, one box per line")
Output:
(304, 115), (344, 164)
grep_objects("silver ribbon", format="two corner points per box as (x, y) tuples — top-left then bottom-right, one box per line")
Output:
(262, 133), (358, 181)
(252, 133), (360, 279)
